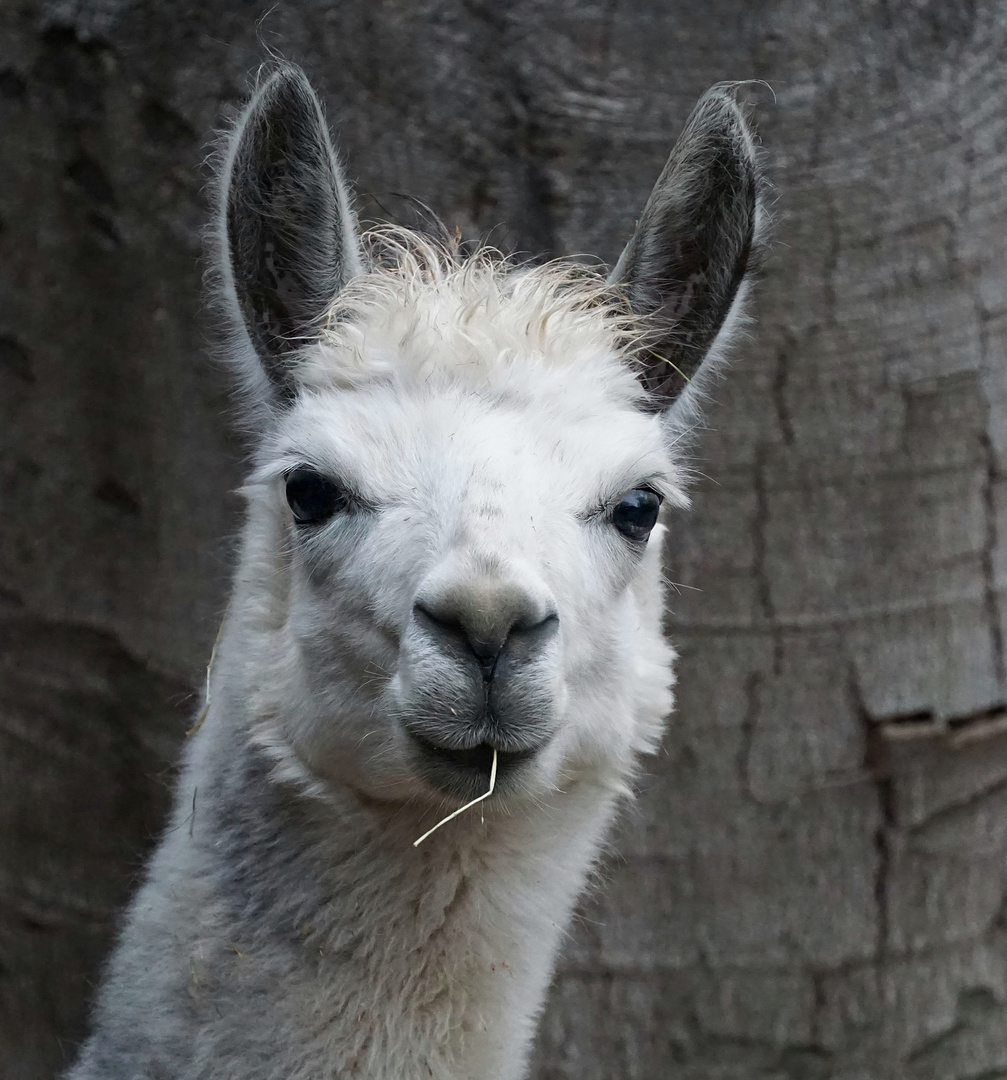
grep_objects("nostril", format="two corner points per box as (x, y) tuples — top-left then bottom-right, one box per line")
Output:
(413, 600), (452, 630)
(519, 611), (559, 635)
(511, 610), (560, 650)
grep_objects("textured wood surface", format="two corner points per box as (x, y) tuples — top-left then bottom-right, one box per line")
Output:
(2, 1), (1007, 1077)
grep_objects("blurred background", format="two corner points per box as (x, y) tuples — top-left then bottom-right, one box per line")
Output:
(3, 1), (1007, 1077)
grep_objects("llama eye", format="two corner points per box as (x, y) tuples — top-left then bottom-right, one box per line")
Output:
(611, 489), (662, 543)
(284, 467), (349, 526)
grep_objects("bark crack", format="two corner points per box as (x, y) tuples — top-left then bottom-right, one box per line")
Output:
(906, 773), (1007, 835)
(849, 667), (894, 960)
(737, 670), (761, 800)
(979, 417), (1006, 692)
(753, 451), (783, 673)
(974, 286), (1005, 694)
(772, 329), (798, 446)
(823, 193), (841, 329)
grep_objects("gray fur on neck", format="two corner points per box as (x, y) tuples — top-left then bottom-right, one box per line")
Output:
(68, 658), (618, 1080)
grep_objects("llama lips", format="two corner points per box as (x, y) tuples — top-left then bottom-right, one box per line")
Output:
(408, 732), (538, 798)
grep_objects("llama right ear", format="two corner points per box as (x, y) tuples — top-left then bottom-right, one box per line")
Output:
(220, 66), (362, 408)
(609, 86), (765, 415)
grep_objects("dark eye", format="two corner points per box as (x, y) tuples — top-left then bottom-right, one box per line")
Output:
(284, 467), (349, 526)
(611, 488), (663, 543)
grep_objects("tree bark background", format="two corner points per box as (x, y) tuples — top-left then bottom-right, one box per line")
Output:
(2, 1), (1006, 1077)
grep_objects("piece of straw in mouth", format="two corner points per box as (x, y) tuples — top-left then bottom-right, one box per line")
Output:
(413, 748), (498, 847)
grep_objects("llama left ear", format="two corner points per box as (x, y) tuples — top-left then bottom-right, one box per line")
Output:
(609, 86), (766, 413)
(219, 65), (362, 409)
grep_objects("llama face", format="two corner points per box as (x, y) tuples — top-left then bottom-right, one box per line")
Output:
(219, 67), (762, 808)
(249, 352), (682, 803)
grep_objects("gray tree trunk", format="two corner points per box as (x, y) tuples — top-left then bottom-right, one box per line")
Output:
(2, 2), (1006, 1078)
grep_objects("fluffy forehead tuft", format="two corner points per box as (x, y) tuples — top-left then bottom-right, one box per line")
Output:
(295, 225), (649, 401)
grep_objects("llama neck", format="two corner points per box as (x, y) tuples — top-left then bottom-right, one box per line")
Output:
(187, 694), (621, 1080)
(168, 516), (661, 1079)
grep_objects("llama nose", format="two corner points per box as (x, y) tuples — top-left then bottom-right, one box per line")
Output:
(413, 582), (558, 680)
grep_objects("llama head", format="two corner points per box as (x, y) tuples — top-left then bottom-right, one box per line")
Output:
(215, 66), (765, 809)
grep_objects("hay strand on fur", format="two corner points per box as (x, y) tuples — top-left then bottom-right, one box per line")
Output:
(186, 610), (228, 738)
(413, 749), (498, 847)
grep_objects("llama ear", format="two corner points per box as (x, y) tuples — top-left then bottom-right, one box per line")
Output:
(609, 86), (765, 413)
(220, 65), (362, 407)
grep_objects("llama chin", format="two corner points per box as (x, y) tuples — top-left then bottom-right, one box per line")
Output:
(67, 63), (767, 1080)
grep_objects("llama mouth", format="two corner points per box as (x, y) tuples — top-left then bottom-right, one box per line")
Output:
(408, 733), (538, 792)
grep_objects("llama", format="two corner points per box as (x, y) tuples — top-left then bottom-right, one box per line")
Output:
(68, 65), (765, 1080)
